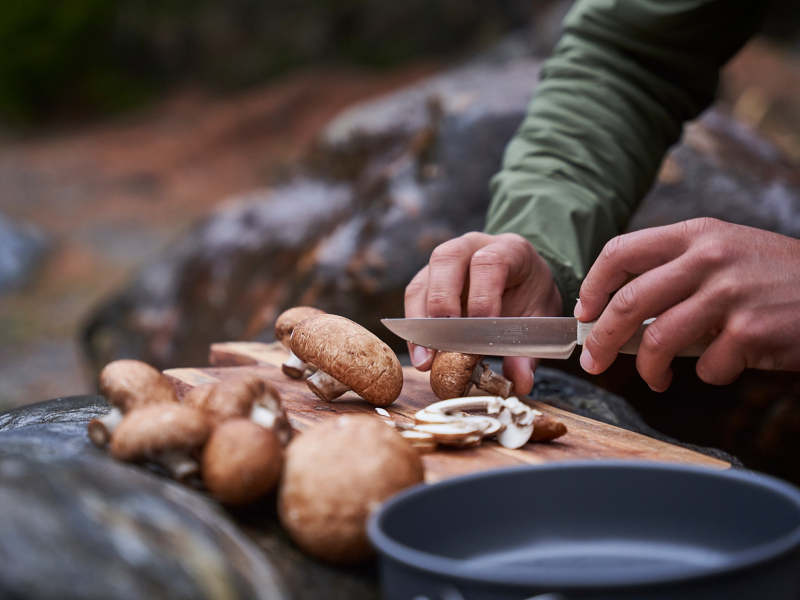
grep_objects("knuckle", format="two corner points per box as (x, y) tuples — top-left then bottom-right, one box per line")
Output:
(471, 247), (505, 268)
(610, 284), (638, 319)
(688, 217), (722, 236)
(468, 293), (495, 316)
(601, 235), (627, 264)
(693, 238), (729, 268)
(640, 324), (670, 357)
(427, 292), (453, 315)
(429, 241), (466, 265)
(404, 277), (427, 302)
(725, 316), (756, 348)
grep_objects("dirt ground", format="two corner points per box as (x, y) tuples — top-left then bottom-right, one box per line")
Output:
(0, 39), (798, 411)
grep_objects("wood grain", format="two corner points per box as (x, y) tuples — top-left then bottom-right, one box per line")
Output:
(163, 341), (729, 483)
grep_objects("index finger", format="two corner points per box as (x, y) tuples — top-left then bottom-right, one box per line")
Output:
(579, 224), (692, 321)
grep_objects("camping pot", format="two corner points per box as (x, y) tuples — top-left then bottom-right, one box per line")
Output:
(368, 462), (800, 600)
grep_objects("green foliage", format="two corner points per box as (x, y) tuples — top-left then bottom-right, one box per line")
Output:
(0, 0), (120, 119)
(0, 0), (532, 122)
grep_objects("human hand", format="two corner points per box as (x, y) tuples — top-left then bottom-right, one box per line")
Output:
(577, 218), (800, 391)
(404, 232), (562, 395)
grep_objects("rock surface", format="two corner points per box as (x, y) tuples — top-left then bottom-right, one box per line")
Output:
(0, 214), (48, 294)
(0, 396), (289, 600)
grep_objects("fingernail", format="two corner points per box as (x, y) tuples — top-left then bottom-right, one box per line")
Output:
(573, 299), (583, 319)
(580, 347), (595, 373)
(411, 345), (432, 367)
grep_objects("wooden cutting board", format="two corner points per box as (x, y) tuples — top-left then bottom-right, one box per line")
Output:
(164, 342), (729, 483)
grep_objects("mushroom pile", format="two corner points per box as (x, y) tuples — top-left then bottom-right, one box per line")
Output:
(430, 352), (514, 400)
(387, 396), (567, 451)
(88, 360), (290, 506)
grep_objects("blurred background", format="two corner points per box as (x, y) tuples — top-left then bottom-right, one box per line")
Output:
(2, 0), (800, 480)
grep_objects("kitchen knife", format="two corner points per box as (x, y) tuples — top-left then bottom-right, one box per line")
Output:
(381, 317), (713, 359)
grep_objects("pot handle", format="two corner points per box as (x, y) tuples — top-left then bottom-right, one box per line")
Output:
(523, 595), (570, 600)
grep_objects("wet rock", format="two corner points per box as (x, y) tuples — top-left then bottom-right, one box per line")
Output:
(0, 214), (48, 294)
(0, 400), (289, 600)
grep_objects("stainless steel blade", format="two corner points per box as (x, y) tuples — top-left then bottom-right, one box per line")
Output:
(382, 317), (579, 359)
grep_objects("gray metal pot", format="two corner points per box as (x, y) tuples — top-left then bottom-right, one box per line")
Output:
(368, 462), (800, 600)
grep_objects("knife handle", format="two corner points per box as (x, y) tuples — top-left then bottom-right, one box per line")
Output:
(576, 319), (714, 357)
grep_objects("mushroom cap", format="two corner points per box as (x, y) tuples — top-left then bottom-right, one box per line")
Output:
(274, 307), (325, 347)
(429, 352), (482, 400)
(182, 376), (282, 424)
(202, 419), (283, 506)
(291, 315), (403, 407)
(99, 359), (179, 413)
(278, 415), (423, 564)
(110, 405), (211, 463)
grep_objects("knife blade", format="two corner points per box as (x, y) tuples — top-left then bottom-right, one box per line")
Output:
(382, 317), (711, 359)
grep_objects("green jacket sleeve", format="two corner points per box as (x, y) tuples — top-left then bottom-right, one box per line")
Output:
(484, 0), (766, 316)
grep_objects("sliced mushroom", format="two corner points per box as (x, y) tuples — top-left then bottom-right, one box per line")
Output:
(429, 352), (512, 400)
(109, 405), (211, 482)
(201, 419), (283, 506)
(413, 421), (483, 445)
(413, 396), (566, 449)
(278, 415), (423, 564)
(88, 359), (179, 448)
(182, 375), (292, 446)
(398, 429), (438, 453)
(274, 307), (325, 379)
(291, 314), (403, 407)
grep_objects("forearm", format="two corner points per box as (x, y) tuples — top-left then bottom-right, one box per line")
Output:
(485, 0), (766, 315)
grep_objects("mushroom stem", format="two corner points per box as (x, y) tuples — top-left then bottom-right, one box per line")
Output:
(282, 350), (314, 380)
(86, 407), (123, 447)
(250, 404), (277, 430)
(471, 363), (513, 398)
(159, 452), (200, 482)
(306, 370), (351, 402)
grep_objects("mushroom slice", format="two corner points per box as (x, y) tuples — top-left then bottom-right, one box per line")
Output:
(459, 415), (503, 437)
(413, 421), (483, 444)
(274, 307), (325, 379)
(531, 413), (569, 442)
(291, 314), (403, 406)
(110, 405), (211, 482)
(429, 352), (512, 400)
(398, 430), (438, 453)
(495, 408), (534, 449)
(88, 359), (180, 447)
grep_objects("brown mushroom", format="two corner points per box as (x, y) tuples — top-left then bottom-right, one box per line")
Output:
(109, 405), (211, 481)
(274, 307), (325, 379)
(429, 352), (512, 400)
(278, 415), (423, 564)
(87, 359), (179, 447)
(182, 375), (292, 446)
(291, 314), (403, 407)
(201, 419), (283, 506)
